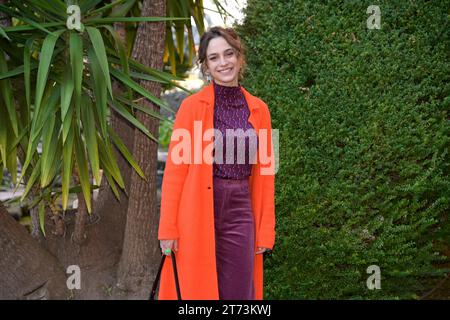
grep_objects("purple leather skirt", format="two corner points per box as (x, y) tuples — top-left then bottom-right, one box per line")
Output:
(213, 175), (255, 300)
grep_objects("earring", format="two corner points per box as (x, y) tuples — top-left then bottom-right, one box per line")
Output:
(206, 73), (212, 83)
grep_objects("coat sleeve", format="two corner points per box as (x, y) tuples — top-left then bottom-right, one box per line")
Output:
(158, 100), (192, 240)
(256, 102), (276, 250)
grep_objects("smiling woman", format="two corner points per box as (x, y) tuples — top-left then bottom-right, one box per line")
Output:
(158, 26), (276, 300)
(197, 26), (247, 86)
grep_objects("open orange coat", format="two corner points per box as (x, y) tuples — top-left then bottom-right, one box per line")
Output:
(157, 81), (276, 300)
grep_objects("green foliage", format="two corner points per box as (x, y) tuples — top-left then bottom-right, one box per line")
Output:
(237, 0), (450, 299)
(158, 117), (173, 150)
(0, 0), (187, 217)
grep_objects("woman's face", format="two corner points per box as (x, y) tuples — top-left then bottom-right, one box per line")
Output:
(205, 36), (241, 87)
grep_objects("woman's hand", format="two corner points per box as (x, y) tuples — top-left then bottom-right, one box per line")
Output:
(256, 247), (269, 254)
(161, 240), (267, 255)
(160, 239), (178, 255)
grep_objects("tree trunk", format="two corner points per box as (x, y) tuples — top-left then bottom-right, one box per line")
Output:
(115, 0), (165, 298)
(0, 0), (166, 299)
(0, 203), (68, 299)
(0, 1), (69, 300)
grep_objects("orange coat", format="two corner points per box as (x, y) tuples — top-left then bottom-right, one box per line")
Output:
(157, 81), (276, 300)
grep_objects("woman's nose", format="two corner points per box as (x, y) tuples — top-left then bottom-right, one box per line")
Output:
(219, 56), (228, 66)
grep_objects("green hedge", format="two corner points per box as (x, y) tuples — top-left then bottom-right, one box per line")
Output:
(236, 0), (450, 299)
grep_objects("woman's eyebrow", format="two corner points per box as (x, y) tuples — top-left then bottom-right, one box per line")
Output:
(208, 48), (234, 58)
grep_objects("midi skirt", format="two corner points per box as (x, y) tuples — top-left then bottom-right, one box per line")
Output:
(213, 175), (255, 300)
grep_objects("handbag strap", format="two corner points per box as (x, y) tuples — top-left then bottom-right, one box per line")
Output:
(149, 251), (182, 300)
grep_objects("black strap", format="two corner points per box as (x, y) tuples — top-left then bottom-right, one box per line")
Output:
(149, 251), (182, 300)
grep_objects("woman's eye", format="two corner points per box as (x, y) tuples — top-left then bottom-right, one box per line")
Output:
(209, 52), (232, 61)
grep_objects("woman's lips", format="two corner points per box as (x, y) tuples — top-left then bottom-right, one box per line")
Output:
(218, 67), (233, 74)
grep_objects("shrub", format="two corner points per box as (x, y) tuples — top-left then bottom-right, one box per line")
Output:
(236, 0), (450, 299)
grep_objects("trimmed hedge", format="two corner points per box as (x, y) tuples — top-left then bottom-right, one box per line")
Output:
(236, 0), (450, 299)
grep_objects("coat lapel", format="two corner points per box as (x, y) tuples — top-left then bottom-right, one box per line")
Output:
(197, 81), (261, 129)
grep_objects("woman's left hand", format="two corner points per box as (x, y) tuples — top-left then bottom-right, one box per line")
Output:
(256, 247), (269, 254)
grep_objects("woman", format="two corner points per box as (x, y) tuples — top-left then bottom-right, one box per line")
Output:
(157, 26), (276, 300)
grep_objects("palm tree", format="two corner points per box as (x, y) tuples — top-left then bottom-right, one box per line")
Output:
(0, 0), (233, 299)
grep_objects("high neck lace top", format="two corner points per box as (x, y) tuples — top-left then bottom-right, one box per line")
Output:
(212, 80), (258, 179)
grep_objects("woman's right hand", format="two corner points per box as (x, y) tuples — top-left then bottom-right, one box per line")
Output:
(160, 239), (178, 255)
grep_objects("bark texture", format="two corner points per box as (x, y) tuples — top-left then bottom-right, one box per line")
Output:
(0, 0), (166, 299)
(0, 203), (68, 299)
(115, 0), (165, 298)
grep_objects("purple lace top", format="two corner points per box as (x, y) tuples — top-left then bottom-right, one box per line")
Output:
(212, 80), (258, 179)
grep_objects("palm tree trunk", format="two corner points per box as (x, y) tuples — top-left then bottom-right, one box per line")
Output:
(0, 202), (68, 299)
(0, 0), (66, 300)
(0, 0), (167, 299)
(115, 0), (166, 298)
